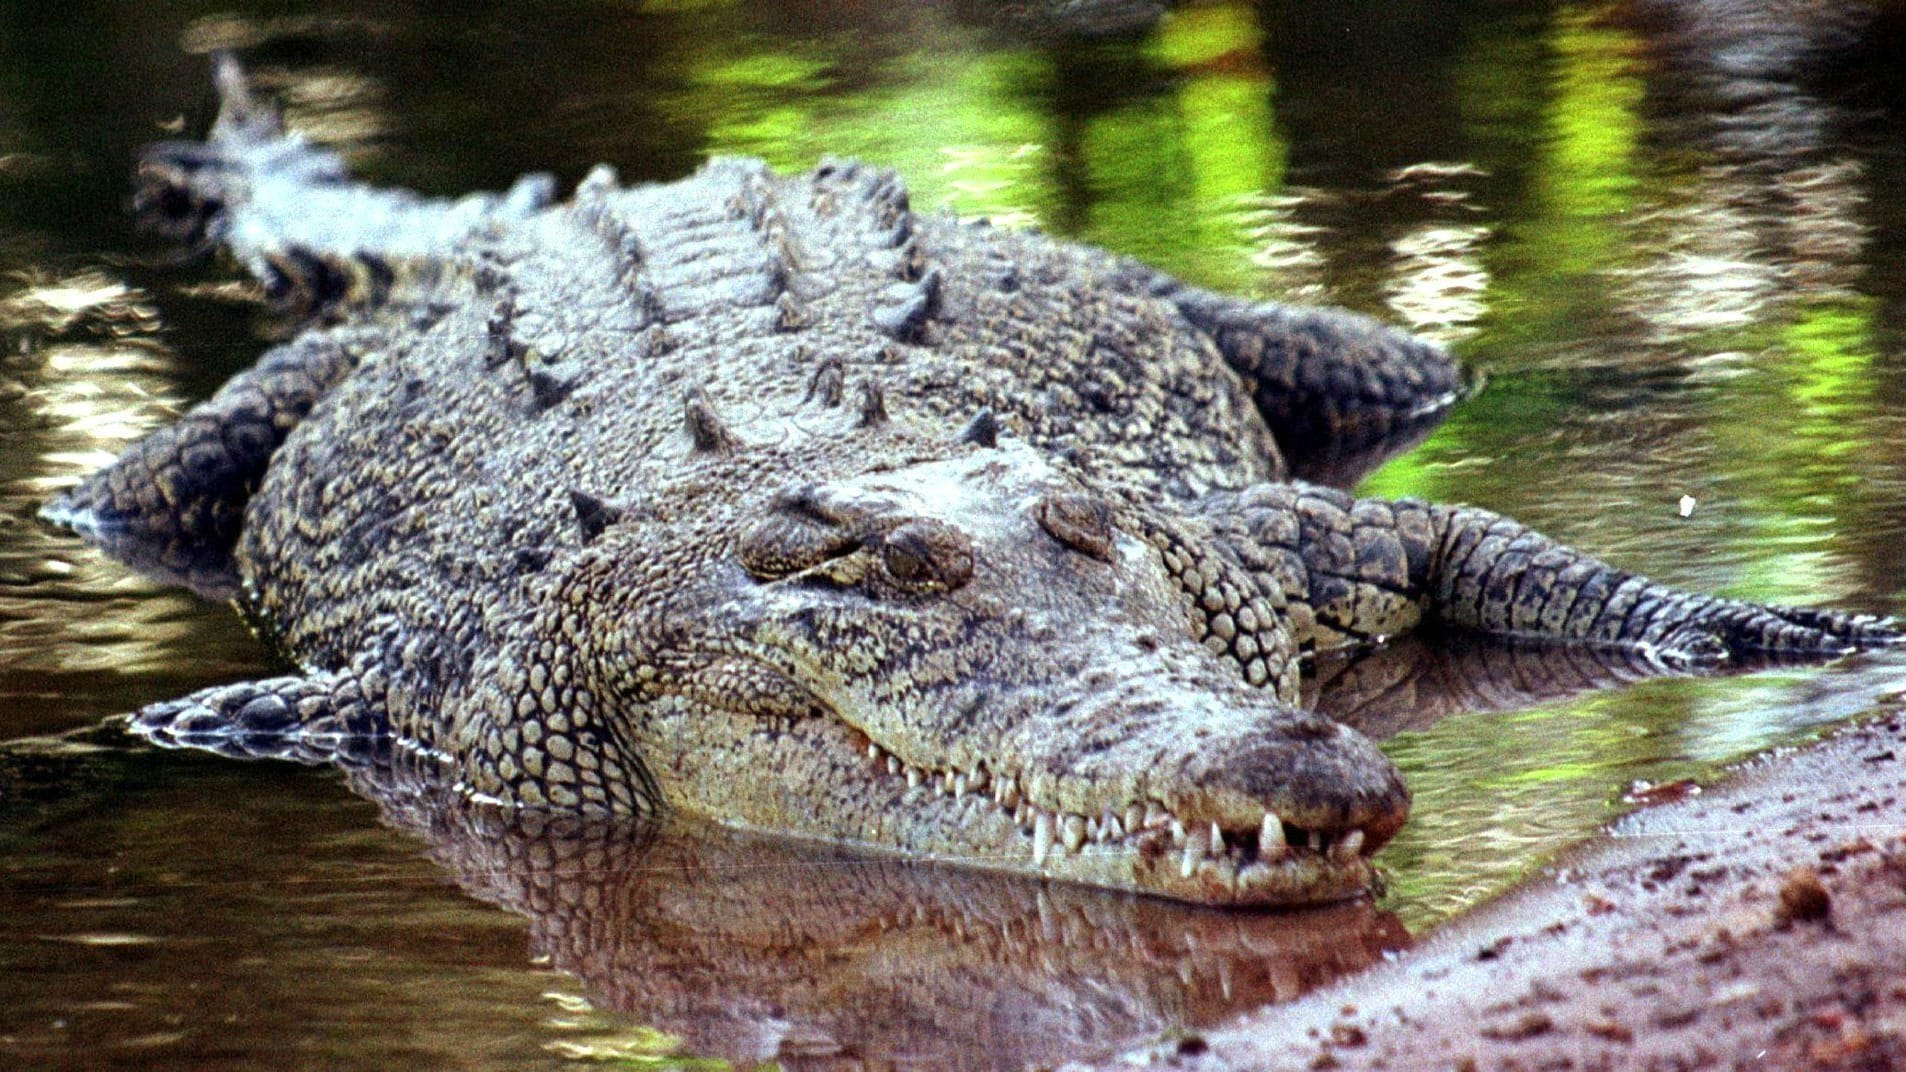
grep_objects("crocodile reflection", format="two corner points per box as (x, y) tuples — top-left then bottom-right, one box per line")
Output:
(354, 768), (1403, 1071)
(1305, 632), (1686, 739)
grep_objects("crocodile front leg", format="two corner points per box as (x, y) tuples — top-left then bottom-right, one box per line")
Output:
(1200, 483), (1897, 667)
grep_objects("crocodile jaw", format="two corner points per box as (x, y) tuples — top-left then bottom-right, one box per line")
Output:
(622, 654), (1406, 907)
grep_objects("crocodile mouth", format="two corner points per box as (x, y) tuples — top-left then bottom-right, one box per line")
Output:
(647, 654), (1398, 904)
(837, 723), (1392, 904)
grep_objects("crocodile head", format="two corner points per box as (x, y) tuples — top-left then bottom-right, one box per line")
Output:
(565, 433), (1408, 906)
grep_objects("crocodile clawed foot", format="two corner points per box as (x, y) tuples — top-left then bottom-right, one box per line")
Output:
(131, 673), (388, 768)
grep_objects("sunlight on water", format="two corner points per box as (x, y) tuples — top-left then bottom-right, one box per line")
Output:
(0, 274), (266, 717)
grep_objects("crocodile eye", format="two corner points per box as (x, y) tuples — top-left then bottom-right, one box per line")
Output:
(880, 520), (974, 592)
(1036, 491), (1116, 562)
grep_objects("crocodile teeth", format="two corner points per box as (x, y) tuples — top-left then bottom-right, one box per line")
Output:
(886, 755), (903, 776)
(1331, 829), (1366, 863)
(1104, 814), (1124, 840)
(1169, 819), (1187, 845)
(1062, 814), (1087, 854)
(967, 768), (988, 792)
(1032, 812), (1055, 866)
(1145, 803), (1170, 830)
(1210, 821), (1224, 853)
(942, 770), (956, 795)
(953, 773), (968, 799)
(866, 742), (880, 761)
(1259, 812), (1286, 857)
(1180, 837), (1205, 879)
(906, 766), (923, 789)
(1125, 804), (1145, 833)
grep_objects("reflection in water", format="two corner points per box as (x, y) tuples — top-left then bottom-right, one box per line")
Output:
(1382, 221), (1491, 346)
(1308, 632), (1671, 740)
(1230, 188), (1330, 304)
(241, 65), (388, 150)
(363, 772), (1404, 1071)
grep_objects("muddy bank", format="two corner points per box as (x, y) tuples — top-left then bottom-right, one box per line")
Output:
(1077, 705), (1906, 1071)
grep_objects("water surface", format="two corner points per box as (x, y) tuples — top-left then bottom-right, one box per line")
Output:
(5, 2), (1906, 1069)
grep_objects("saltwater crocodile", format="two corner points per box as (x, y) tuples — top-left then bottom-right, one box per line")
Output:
(43, 59), (1897, 906)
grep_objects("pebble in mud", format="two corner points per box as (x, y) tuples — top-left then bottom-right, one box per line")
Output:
(1775, 867), (1832, 925)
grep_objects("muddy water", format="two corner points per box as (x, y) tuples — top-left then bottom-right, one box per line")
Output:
(3, 2), (1906, 1069)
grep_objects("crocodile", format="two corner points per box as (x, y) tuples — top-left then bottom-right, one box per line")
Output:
(43, 58), (1897, 906)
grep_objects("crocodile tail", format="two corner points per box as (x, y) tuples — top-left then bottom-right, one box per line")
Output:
(133, 54), (555, 319)
(1424, 503), (1901, 667)
(135, 54), (340, 252)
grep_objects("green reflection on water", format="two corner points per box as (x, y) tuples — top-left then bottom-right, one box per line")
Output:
(1716, 295), (1882, 606)
(1452, 5), (1646, 363)
(1541, 7), (1642, 221)
(674, 0), (1284, 289)
(1335, 4), (1902, 931)
(1083, 1), (1278, 288)
(677, 25), (1060, 225)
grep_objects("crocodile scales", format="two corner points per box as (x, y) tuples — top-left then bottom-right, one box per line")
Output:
(44, 60), (1898, 906)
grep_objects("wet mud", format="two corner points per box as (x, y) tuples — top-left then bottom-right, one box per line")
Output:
(1087, 705), (1906, 1071)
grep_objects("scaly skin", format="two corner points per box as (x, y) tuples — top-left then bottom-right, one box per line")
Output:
(43, 58), (1897, 906)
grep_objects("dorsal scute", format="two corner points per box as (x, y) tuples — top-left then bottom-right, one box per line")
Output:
(855, 379), (890, 429)
(804, 355), (847, 409)
(568, 488), (625, 544)
(685, 387), (745, 456)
